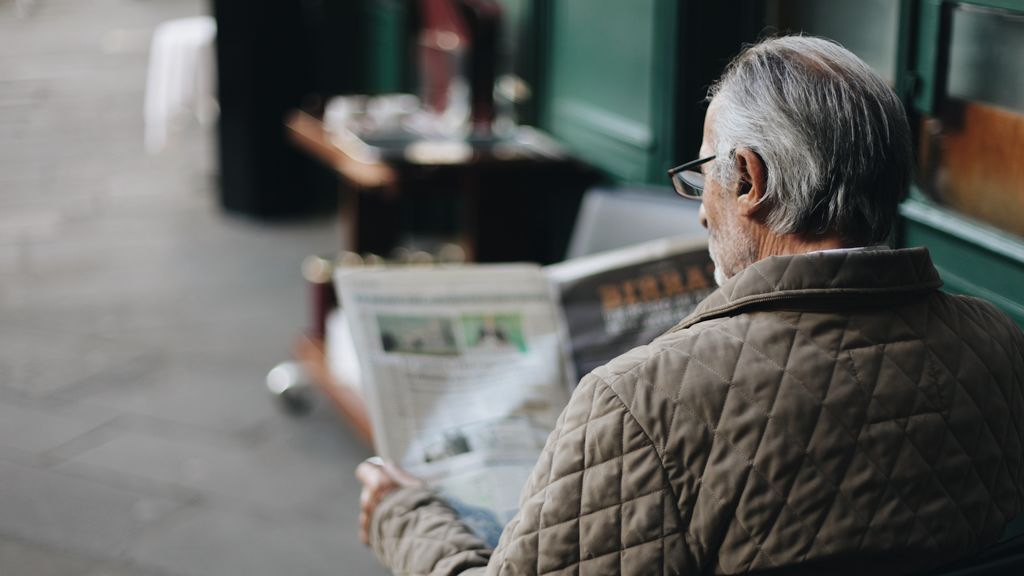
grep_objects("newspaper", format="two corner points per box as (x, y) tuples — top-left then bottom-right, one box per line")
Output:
(337, 265), (571, 544)
(335, 237), (714, 544)
(546, 236), (716, 380)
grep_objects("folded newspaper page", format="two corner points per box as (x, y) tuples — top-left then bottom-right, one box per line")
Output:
(335, 237), (715, 544)
(336, 264), (572, 544)
(546, 235), (716, 380)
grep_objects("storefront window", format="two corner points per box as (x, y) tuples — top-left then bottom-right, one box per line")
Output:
(920, 4), (1024, 238)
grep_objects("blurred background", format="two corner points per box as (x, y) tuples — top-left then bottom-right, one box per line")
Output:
(0, 0), (1021, 574)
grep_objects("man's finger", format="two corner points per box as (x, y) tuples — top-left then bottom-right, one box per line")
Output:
(355, 461), (383, 486)
(355, 457), (403, 548)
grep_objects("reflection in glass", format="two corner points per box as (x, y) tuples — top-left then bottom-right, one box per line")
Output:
(948, 5), (1024, 113)
(764, 0), (899, 84)
(920, 5), (1024, 238)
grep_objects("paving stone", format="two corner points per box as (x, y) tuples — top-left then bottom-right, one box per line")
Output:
(0, 536), (99, 576)
(123, 504), (388, 576)
(0, 0), (390, 573)
(0, 399), (113, 454)
(0, 534), (182, 576)
(0, 242), (24, 275)
(59, 425), (364, 518)
(68, 355), (284, 435)
(0, 459), (188, 557)
(0, 325), (160, 398)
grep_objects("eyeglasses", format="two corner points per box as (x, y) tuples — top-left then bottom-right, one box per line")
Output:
(667, 155), (715, 200)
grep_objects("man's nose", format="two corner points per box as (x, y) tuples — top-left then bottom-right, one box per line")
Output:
(698, 203), (708, 229)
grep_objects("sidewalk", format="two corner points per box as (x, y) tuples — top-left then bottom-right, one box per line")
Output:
(0, 1), (385, 574)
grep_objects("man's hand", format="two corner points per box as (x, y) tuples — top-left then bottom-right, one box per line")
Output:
(355, 457), (423, 545)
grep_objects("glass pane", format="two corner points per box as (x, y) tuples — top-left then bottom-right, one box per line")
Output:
(948, 4), (1024, 113)
(919, 4), (1024, 238)
(765, 0), (900, 84)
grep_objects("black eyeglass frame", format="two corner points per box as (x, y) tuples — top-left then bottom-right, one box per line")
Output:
(667, 155), (716, 200)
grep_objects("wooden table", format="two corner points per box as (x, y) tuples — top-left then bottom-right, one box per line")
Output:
(285, 109), (597, 264)
(285, 109), (598, 444)
(293, 333), (374, 447)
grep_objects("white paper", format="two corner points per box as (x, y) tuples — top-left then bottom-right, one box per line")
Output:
(337, 265), (571, 528)
(325, 308), (362, 391)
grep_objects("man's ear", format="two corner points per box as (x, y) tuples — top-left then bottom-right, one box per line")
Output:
(733, 147), (768, 218)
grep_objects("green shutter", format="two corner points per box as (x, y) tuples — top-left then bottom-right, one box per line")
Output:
(537, 0), (677, 184)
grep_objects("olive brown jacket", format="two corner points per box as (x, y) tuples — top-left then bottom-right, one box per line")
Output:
(370, 247), (1024, 575)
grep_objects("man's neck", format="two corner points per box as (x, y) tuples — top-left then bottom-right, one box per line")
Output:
(757, 232), (851, 261)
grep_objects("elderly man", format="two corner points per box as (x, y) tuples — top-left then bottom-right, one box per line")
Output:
(356, 36), (1024, 575)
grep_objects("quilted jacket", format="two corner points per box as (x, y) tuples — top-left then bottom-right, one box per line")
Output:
(370, 247), (1024, 575)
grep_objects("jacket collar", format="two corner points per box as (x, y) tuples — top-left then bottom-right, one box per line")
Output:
(673, 247), (943, 331)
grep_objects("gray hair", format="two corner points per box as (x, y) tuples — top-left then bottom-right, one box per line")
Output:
(707, 36), (912, 244)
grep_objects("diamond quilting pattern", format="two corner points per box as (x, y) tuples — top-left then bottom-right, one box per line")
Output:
(598, 254), (1020, 574)
(371, 249), (1023, 576)
(488, 373), (691, 575)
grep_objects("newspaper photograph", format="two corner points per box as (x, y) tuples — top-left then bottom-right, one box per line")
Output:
(336, 265), (572, 543)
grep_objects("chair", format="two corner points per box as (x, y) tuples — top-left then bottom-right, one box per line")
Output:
(924, 517), (1024, 575)
(144, 16), (218, 154)
(565, 185), (705, 259)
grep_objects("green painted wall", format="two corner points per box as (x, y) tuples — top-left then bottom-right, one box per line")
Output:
(538, 0), (677, 184)
(362, 0), (411, 94)
(901, 195), (1024, 326)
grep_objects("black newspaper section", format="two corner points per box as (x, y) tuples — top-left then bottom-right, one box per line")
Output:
(556, 246), (716, 380)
